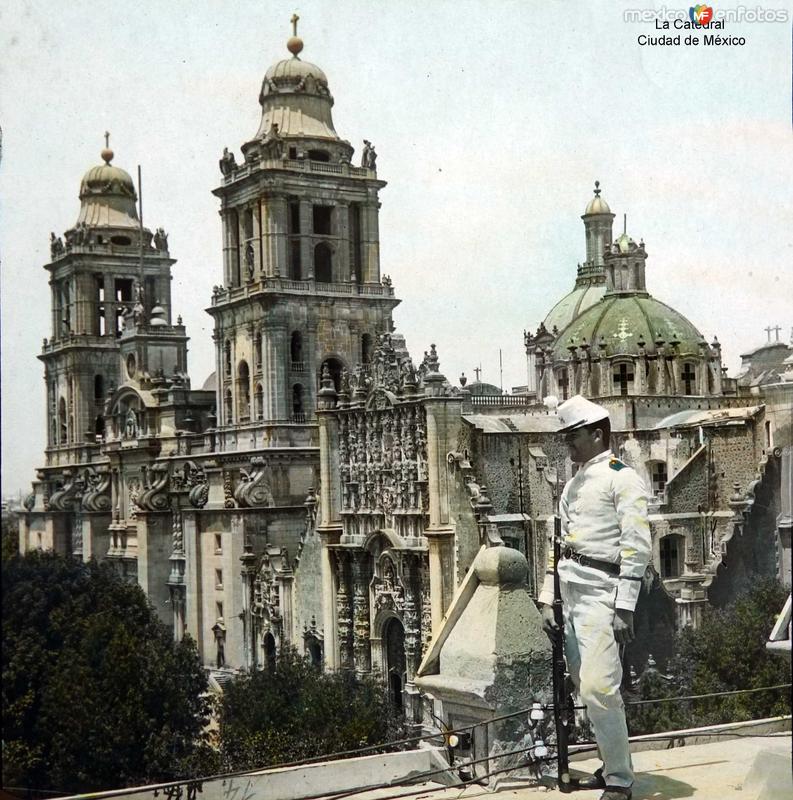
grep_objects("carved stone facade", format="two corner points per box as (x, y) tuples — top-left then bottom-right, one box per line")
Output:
(17, 24), (789, 702)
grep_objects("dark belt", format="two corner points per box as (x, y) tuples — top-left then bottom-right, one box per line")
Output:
(561, 546), (620, 577)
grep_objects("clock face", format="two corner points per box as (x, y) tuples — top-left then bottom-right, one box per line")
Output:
(126, 353), (137, 379)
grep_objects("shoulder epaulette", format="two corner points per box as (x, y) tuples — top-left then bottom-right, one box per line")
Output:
(609, 458), (627, 471)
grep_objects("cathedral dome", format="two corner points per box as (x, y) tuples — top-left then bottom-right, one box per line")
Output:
(264, 56), (328, 85)
(75, 147), (141, 230)
(552, 294), (705, 360)
(542, 280), (607, 335)
(467, 380), (502, 396)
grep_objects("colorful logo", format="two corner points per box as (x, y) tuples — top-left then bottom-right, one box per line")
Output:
(689, 5), (714, 25)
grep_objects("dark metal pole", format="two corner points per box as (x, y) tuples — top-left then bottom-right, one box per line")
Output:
(552, 491), (572, 791)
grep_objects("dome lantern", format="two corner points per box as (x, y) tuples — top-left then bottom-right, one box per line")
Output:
(581, 180), (615, 270)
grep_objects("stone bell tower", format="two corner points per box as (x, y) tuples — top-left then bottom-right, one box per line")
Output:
(39, 138), (178, 468)
(207, 18), (399, 433)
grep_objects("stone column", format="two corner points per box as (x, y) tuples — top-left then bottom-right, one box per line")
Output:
(320, 531), (339, 669)
(183, 511), (203, 655)
(51, 284), (60, 340)
(279, 574), (294, 644)
(299, 200), (313, 279)
(335, 550), (354, 669)
(361, 201), (381, 283)
(221, 210), (234, 286)
(261, 195), (288, 277)
(336, 202), (350, 282)
(402, 554), (421, 678)
(103, 275), (116, 336)
(240, 544), (258, 669)
(351, 552), (371, 674)
(424, 398), (461, 529)
(263, 326), (287, 421)
(710, 339), (723, 395)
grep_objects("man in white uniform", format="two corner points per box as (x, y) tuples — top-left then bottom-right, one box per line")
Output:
(539, 395), (651, 800)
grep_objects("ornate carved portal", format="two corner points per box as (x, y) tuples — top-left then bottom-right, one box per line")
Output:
(241, 544), (290, 670)
(333, 543), (428, 688)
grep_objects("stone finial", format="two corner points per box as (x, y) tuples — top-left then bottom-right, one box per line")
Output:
(426, 343), (439, 373)
(459, 372), (467, 387)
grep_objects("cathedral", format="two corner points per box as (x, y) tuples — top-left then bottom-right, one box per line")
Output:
(18, 23), (792, 706)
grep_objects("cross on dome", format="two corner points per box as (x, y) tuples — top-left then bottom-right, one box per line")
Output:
(101, 131), (114, 165)
(287, 13), (304, 56)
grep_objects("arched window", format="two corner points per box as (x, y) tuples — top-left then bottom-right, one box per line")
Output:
(94, 374), (104, 400)
(224, 388), (233, 424)
(58, 397), (67, 444)
(290, 331), (303, 366)
(361, 333), (374, 365)
(94, 415), (104, 438)
(659, 534), (684, 578)
(237, 361), (250, 420)
(254, 332), (262, 370)
(306, 637), (322, 668)
(292, 383), (304, 422)
(255, 383), (263, 420)
(314, 242), (332, 283)
(648, 460), (667, 496)
(383, 617), (406, 711)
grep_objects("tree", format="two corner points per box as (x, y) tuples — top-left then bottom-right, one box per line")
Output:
(2, 507), (19, 562)
(217, 646), (406, 771)
(627, 577), (791, 735)
(2, 551), (214, 794)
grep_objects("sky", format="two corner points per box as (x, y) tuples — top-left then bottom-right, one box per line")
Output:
(2, 0), (792, 496)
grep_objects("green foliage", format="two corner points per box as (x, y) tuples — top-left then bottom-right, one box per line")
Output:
(217, 646), (406, 771)
(627, 577), (791, 735)
(2, 550), (212, 794)
(2, 508), (20, 562)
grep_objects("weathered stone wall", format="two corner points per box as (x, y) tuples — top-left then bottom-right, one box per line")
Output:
(664, 448), (707, 514)
(136, 512), (173, 627)
(291, 521), (325, 656)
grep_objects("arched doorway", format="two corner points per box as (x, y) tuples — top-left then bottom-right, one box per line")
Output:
(383, 617), (406, 710)
(263, 632), (277, 672)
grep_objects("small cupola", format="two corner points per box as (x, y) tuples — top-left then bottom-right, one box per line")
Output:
(603, 215), (648, 295)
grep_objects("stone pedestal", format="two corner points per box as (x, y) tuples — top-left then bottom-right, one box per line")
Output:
(415, 545), (552, 781)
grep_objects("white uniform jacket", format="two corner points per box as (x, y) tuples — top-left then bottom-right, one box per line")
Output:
(538, 450), (651, 612)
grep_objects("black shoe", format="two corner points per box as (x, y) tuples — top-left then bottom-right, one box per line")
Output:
(600, 787), (631, 800)
(578, 767), (606, 789)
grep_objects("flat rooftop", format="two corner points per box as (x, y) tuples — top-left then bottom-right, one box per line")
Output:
(349, 733), (791, 800)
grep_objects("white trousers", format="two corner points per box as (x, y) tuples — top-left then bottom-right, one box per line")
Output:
(561, 579), (633, 789)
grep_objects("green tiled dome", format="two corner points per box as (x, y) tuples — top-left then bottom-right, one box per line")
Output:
(552, 294), (704, 360)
